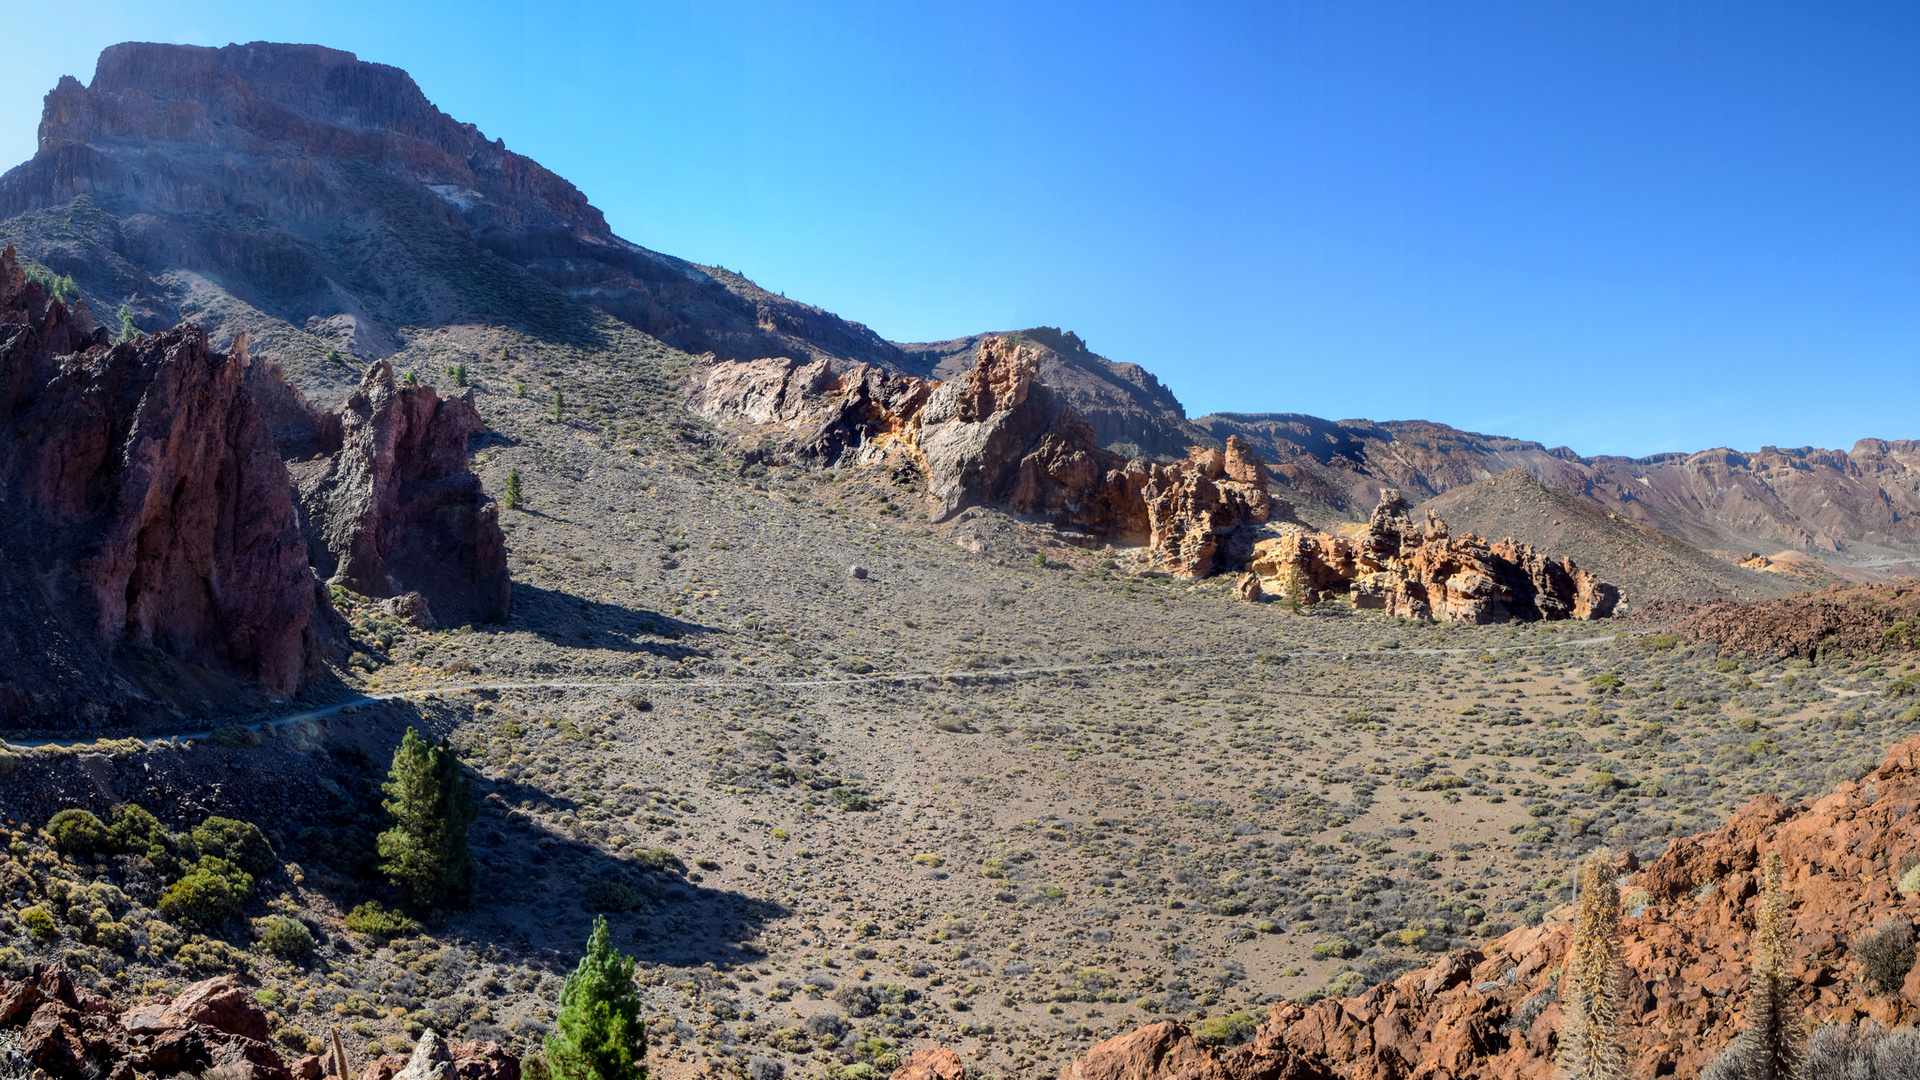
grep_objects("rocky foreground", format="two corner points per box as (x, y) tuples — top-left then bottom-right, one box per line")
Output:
(1030, 734), (1920, 1080)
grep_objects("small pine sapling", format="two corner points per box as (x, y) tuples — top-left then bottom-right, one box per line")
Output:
(547, 915), (647, 1080)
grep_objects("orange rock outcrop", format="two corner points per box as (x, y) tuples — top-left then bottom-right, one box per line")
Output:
(1247, 490), (1617, 622)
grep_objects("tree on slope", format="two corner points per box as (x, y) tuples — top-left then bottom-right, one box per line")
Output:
(548, 915), (647, 1080)
(376, 727), (477, 908)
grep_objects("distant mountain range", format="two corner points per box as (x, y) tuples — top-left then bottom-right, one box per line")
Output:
(3, 40), (1915, 586)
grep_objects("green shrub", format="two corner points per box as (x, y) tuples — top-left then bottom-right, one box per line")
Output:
(110, 804), (169, 857)
(584, 880), (642, 912)
(158, 857), (254, 925)
(47, 809), (114, 856)
(1311, 937), (1358, 959)
(21, 906), (56, 939)
(1323, 970), (1367, 997)
(275, 1025), (314, 1052)
(193, 817), (277, 877)
(344, 901), (416, 939)
(0, 946), (25, 977)
(1855, 920), (1915, 995)
(256, 915), (317, 959)
(632, 848), (684, 875)
(1193, 1012), (1260, 1047)
(1899, 863), (1920, 895)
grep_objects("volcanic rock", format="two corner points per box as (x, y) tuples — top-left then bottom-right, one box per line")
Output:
(0, 250), (318, 725)
(889, 1045), (967, 1080)
(1637, 580), (1920, 661)
(296, 361), (509, 624)
(1141, 439), (1274, 579)
(1248, 490), (1617, 622)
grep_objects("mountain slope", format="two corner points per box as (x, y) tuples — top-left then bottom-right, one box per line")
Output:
(0, 40), (912, 406)
(1418, 468), (1795, 603)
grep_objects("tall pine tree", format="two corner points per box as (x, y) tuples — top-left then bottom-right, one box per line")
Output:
(548, 916), (647, 1080)
(376, 728), (477, 908)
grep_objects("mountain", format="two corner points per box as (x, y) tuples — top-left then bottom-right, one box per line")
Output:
(1198, 413), (1920, 570)
(0, 40), (912, 408)
(1417, 468), (1795, 603)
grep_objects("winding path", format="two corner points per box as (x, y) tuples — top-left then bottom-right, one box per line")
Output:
(8, 635), (1618, 750)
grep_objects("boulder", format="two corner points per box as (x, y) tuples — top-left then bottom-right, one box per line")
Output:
(148, 975), (273, 1043)
(890, 1045), (967, 1080)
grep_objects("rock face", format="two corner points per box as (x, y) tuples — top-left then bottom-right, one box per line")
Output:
(889, 1046), (967, 1080)
(1247, 491), (1617, 622)
(296, 361), (509, 624)
(0, 246), (317, 725)
(691, 337), (1274, 576)
(1050, 733), (1920, 1080)
(354, 1029), (519, 1080)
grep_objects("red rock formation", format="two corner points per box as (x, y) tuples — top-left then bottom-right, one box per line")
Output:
(0, 969), (520, 1080)
(1636, 580), (1920, 660)
(691, 337), (1277, 576)
(889, 1045), (968, 1080)
(1248, 491), (1617, 622)
(1048, 734), (1920, 1080)
(0, 254), (318, 725)
(297, 361), (509, 624)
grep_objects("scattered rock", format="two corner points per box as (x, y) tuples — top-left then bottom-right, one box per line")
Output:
(849, 566), (869, 580)
(1636, 580), (1920, 659)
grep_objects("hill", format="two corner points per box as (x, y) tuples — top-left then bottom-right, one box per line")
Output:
(1417, 468), (1795, 604)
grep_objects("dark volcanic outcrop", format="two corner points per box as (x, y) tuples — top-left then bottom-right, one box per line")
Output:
(0, 248), (316, 724)
(1639, 579), (1920, 661)
(1046, 734), (1920, 1080)
(295, 361), (509, 625)
(0, 41), (910, 389)
(1246, 490), (1617, 622)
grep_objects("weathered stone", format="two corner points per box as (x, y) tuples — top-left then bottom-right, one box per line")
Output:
(889, 1045), (967, 1080)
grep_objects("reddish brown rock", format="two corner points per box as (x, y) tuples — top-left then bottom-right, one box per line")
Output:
(1141, 439), (1274, 579)
(890, 1045), (968, 1080)
(297, 361), (509, 624)
(0, 265), (318, 725)
(1061, 734), (1920, 1080)
(1249, 491), (1616, 622)
(143, 975), (272, 1043)
(1636, 579), (1920, 660)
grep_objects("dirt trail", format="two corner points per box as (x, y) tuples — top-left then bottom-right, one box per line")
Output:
(7, 635), (1616, 750)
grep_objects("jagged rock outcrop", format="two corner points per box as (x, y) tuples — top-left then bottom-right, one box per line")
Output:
(1636, 579), (1920, 661)
(352, 1027), (520, 1080)
(1047, 733), (1920, 1080)
(1247, 490), (1617, 622)
(295, 361), (509, 624)
(692, 337), (1276, 575)
(0, 247), (317, 725)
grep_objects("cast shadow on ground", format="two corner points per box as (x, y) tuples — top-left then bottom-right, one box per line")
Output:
(510, 583), (719, 658)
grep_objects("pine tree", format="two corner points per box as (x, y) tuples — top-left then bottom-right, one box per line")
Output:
(115, 303), (138, 343)
(1559, 854), (1626, 1080)
(505, 467), (524, 511)
(547, 916), (647, 1080)
(553, 389), (565, 421)
(375, 728), (477, 908)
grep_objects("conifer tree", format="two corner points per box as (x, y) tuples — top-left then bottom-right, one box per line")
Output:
(1560, 854), (1626, 1080)
(376, 728), (477, 908)
(505, 467), (523, 510)
(547, 916), (647, 1080)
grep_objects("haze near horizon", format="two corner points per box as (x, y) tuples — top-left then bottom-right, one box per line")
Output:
(3, 0), (1914, 459)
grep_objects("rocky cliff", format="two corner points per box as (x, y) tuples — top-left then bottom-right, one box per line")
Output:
(691, 337), (1272, 577)
(1042, 733), (1920, 1080)
(1245, 491), (1617, 622)
(294, 361), (510, 626)
(0, 247), (317, 726)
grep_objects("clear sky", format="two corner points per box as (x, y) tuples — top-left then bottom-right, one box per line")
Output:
(4, 2), (1916, 458)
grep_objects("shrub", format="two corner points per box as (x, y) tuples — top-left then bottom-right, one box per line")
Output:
(1193, 1012), (1260, 1047)
(275, 1025), (313, 1051)
(256, 915), (316, 959)
(584, 880), (642, 912)
(158, 857), (254, 925)
(632, 848), (684, 875)
(21, 906), (57, 939)
(1854, 920), (1915, 995)
(547, 916), (646, 1080)
(1798, 1020), (1920, 1080)
(0, 946), (25, 977)
(110, 804), (169, 859)
(47, 809), (114, 856)
(377, 728), (478, 908)
(1899, 863), (1920, 896)
(1311, 937), (1357, 959)
(193, 817), (277, 877)
(343, 902), (416, 939)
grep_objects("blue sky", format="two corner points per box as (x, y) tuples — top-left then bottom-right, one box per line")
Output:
(5, 2), (1916, 458)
